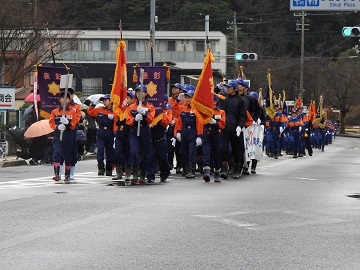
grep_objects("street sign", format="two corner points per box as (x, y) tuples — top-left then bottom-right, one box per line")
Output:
(286, 100), (294, 106)
(290, 0), (360, 11)
(0, 87), (15, 110)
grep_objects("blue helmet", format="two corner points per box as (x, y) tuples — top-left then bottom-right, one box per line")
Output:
(135, 84), (147, 92)
(171, 83), (187, 91)
(224, 80), (238, 89)
(185, 89), (195, 97)
(186, 84), (196, 91)
(236, 78), (249, 88)
(100, 94), (111, 101)
(127, 91), (135, 99)
(164, 94), (169, 102)
(249, 91), (258, 100)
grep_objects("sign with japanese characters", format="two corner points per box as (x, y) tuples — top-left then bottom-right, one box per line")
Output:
(37, 66), (67, 119)
(290, 0), (360, 11)
(0, 87), (15, 110)
(135, 66), (167, 118)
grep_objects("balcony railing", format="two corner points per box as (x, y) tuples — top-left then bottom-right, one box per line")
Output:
(58, 50), (220, 63)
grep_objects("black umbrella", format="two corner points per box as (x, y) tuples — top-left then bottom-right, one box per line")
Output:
(23, 105), (34, 119)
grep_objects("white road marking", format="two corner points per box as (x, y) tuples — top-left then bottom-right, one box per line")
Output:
(294, 177), (319, 181)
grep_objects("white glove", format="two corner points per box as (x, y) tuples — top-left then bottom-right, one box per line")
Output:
(279, 127), (284, 134)
(171, 120), (175, 125)
(256, 119), (261, 125)
(177, 93), (185, 100)
(176, 133), (181, 142)
(209, 118), (217, 125)
(93, 98), (101, 105)
(236, 126), (241, 137)
(58, 123), (66, 131)
(299, 127), (302, 132)
(252, 121), (256, 125)
(60, 116), (69, 125)
(171, 137), (176, 147)
(135, 113), (143, 121)
(196, 137), (202, 146)
(137, 106), (145, 115)
(108, 114), (114, 120)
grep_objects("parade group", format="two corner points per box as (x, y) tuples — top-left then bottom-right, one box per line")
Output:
(48, 76), (338, 185)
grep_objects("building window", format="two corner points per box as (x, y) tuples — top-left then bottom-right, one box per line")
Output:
(168, 41), (176, 51)
(92, 40), (101, 51)
(82, 78), (103, 96)
(128, 40), (136, 51)
(101, 40), (109, 51)
(195, 40), (204, 52)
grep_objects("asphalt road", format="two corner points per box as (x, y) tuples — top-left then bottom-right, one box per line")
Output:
(0, 137), (359, 270)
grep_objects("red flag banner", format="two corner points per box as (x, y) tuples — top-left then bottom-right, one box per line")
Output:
(190, 49), (214, 124)
(295, 96), (303, 107)
(111, 41), (128, 121)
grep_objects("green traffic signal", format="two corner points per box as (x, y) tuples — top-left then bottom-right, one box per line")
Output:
(342, 27), (360, 37)
(234, 53), (258, 61)
(343, 27), (352, 37)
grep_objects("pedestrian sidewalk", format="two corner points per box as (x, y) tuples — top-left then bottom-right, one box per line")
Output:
(0, 153), (97, 168)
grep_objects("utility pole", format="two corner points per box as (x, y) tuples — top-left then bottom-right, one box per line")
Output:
(150, 0), (156, 66)
(233, 12), (238, 79)
(294, 11), (308, 101)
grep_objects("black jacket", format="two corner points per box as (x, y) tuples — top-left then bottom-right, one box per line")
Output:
(223, 94), (247, 131)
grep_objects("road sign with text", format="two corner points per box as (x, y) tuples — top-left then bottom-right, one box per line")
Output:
(290, 0), (360, 11)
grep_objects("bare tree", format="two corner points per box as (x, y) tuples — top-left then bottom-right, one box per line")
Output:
(0, 0), (77, 87)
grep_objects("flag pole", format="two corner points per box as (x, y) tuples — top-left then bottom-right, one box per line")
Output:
(137, 68), (144, 136)
(60, 69), (70, 141)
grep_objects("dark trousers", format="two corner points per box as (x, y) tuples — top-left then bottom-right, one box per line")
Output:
(129, 126), (151, 173)
(86, 128), (97, 152)
(52, 130), (73, 167)
(221, 129), (243, 164)
(147, 137), (170, 180)
(114, 130), (130, 166)
(181, 127), (197, 166)
(96, 129), (114, 164)
(202, 132), (221, 170)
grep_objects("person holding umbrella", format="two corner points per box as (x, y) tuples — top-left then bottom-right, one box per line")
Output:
(49, 91), (78, 182)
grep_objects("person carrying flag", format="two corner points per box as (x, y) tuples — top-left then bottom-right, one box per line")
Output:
(202, 94), (225, 183)
(173, 89), (203, 178)
(112, 90), (134, 181)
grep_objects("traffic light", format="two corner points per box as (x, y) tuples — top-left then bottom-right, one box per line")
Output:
(342, 27), (360, 37)
(234, 53), (258, 61)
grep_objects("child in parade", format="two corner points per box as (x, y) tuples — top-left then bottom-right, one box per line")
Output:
(146, 94), (173, 183)
(87, 94), (115, 176)
(173, 89), (203, 178)
(49, 91), (78, 182)
(202, 94), (226, 183)
(112, 90), (134, 181)
(126, 85), (155, 185)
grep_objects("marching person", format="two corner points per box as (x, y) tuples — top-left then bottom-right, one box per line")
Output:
(67, 87), (82, 179)
(220, 80), (247, 179)
(126, 85), (155, 185)
(87, 94), (115, 176)
(147, 94), (173, 183)
(112, 90), (134, 181)
(49, 91), (77, 182)
(167, 83), (187, 174)
(286, 109), (304, 158)
(202, 94), (226, 183)
(173, 89), (203, 178)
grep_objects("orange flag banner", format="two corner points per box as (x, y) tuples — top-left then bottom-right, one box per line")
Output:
(190, 48), (214, 124)
(111, 41), (128, 121)
(295, 96), (303, 107)
(308, 101), (316, 121)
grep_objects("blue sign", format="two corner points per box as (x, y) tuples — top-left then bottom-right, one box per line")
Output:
(290, 0), (360, 11)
